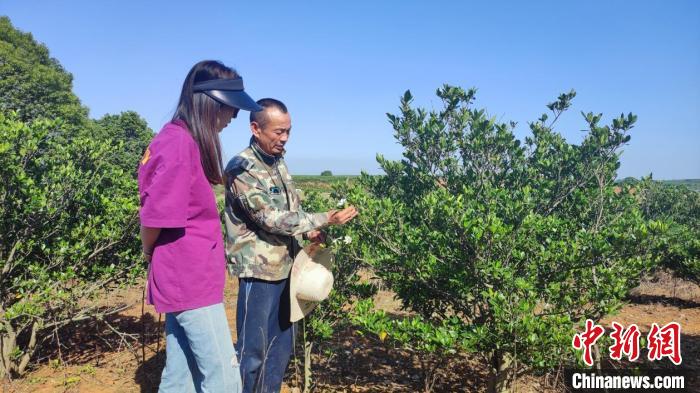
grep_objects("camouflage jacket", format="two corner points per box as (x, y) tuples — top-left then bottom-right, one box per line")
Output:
(224, 141), (328, 281)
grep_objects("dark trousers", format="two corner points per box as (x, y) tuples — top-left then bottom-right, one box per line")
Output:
(236, 277), (295, 393)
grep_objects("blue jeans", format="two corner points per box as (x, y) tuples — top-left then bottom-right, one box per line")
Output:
(158, 303), (241, 393)
(236, 278), (295, 393)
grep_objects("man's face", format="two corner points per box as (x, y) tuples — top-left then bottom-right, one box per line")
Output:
(251, 108), (291, 156)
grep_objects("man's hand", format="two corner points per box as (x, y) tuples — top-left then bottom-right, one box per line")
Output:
(326, 205), (358, 226)
(305, 230), (326, 244)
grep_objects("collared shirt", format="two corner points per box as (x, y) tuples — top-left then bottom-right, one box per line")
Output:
(138, 120), (225, 313)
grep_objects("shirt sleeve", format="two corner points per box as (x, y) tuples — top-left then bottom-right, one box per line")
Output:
(138, 133), (191, 228)
(231, 172), (328, 236)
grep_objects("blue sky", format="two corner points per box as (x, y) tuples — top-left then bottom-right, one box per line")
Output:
(2, 1), (698, 178)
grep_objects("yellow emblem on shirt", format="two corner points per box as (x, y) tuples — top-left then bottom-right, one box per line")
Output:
(141, 147), (151, 165)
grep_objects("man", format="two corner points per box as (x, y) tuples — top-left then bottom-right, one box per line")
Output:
(224, 98), (357, 393)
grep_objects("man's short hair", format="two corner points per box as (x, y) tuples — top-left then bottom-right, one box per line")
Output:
(250, 98), (288, 128)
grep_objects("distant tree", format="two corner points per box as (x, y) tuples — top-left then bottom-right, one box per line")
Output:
(0, 16), (88, 128)
(94, 111), (153, 176)
(321, 170), (333, 176)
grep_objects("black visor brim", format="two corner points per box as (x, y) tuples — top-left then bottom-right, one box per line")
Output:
(204, 90), (263, 112)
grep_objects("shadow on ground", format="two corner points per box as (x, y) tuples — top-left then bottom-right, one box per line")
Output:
(288, 326), (491, 393)
(33, 307), (164, 367)
(628, 293), (700, 309)
(134, 349), (165, 393)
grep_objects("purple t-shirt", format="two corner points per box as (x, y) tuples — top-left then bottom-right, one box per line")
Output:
(138, 120), (225, 313)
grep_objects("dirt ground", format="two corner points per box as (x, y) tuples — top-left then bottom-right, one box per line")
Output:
(2, 271), (698, 393)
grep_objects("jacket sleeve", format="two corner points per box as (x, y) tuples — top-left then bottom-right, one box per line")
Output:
(231, 171), (328, 236)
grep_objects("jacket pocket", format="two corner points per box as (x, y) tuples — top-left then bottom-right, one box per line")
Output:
(253, 232), (292, 279)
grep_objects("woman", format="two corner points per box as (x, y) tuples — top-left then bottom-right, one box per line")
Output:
(138, 60), (261, 392)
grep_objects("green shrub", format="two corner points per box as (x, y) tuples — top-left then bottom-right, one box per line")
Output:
(0, 17), (152, 377)
(330, 86), (662, 392)
(636, 178), (700, 282)
(0, 113), (145, 377)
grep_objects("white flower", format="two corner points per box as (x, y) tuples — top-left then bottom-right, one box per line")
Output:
(331, 235), (352, 245)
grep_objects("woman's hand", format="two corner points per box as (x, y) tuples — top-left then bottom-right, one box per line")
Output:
(140, 225), (161, 263)
(143, 248), (153, 263)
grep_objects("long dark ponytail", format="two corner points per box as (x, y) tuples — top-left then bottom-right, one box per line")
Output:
(173, 60), (238, 184)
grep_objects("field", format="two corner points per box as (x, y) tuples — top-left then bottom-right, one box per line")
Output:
(661, 179), (700, 192)
(292, 176), (700, 194)
(293, 175), (358, 193)
(292, 175), (700, 193)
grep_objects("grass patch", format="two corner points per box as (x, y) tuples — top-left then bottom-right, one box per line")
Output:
(660, 179), (700, 192)
(293, 175), (358, 192)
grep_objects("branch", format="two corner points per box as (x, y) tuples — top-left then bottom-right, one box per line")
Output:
(41, 302), (136, 331)
(1, 239), (22, 283)
(16, 321), (39, 375)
